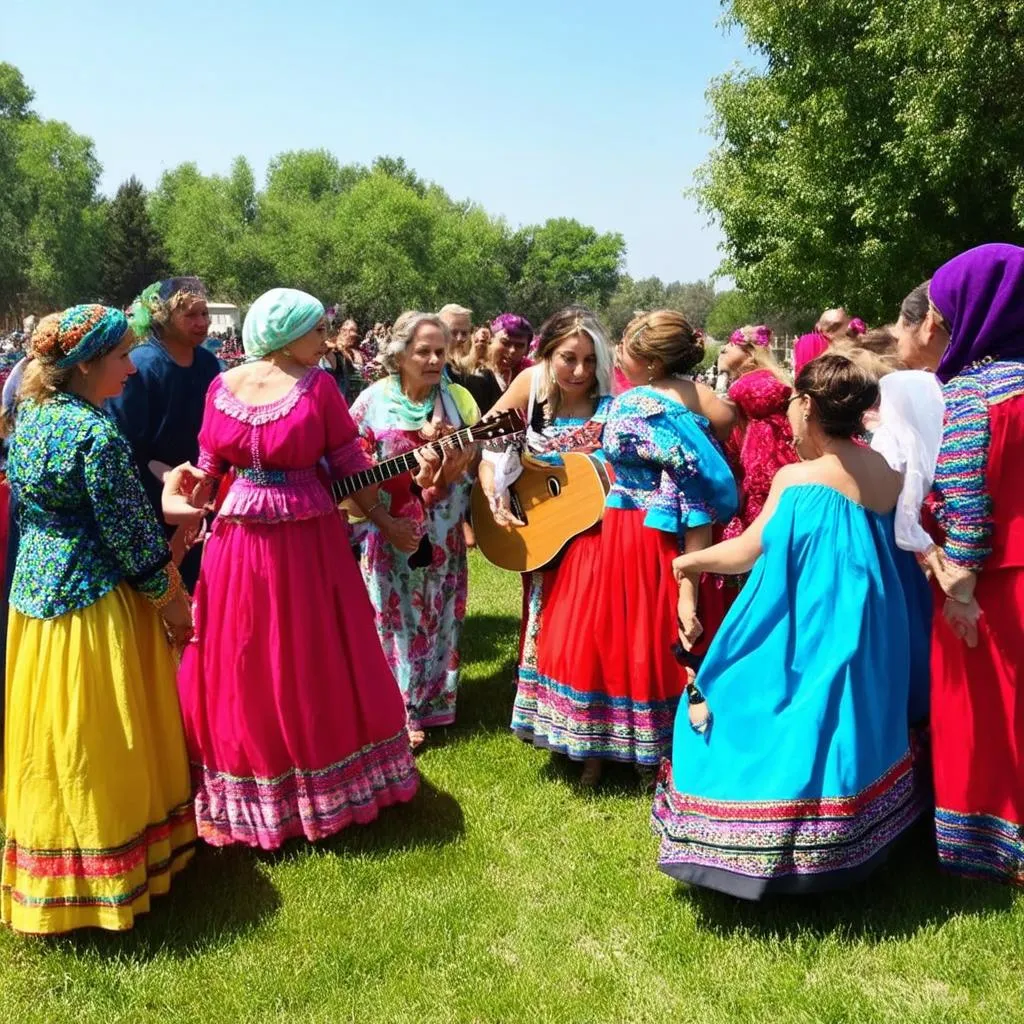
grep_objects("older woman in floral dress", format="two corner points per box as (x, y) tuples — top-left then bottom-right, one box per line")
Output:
(350, 312), (479, 748)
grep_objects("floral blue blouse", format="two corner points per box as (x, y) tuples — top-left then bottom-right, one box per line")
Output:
(602, 387), (737, 537)
(8, 394), (173, 619)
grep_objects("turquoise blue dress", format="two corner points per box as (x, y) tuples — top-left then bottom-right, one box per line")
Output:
(652, 483), (931, 898)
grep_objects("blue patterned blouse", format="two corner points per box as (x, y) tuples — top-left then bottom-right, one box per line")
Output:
(8, 394), (173, 619)
(602, 387), (737, 537)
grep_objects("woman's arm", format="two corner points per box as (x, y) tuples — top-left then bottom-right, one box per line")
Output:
(672, 466), (793, 578)
(932, 379), (992, 579)
(694, 380), (737, 442)
(677, 523), (712, 649)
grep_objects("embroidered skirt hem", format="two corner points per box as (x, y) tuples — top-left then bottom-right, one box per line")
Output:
(512, 668), (678, 766)
(192, 730), (419, 850)
(651, 754), (926, 900)
(935, 808), (1024, 886)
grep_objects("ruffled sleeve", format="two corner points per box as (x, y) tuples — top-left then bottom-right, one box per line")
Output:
(318, 372), (374, 479)
(84, 429), (173, 601)
(195, 377), (230, 479)
(933, 377), (992, 570)
(604, 391), (737, 536)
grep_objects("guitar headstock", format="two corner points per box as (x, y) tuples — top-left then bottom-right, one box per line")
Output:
(470, 408), (526, 442)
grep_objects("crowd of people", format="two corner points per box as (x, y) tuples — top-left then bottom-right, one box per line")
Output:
(0, 240), (1021, 937)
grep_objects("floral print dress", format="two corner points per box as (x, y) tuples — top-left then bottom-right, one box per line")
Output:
(350, 377), (480, 731)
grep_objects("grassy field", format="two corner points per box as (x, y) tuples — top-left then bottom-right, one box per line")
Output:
(2, 552), (1023, 1023)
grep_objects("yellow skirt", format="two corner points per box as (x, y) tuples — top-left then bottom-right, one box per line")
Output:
(1, 584), (196, 935)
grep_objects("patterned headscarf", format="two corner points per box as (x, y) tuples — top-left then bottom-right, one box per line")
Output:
(128, 276), (207, 338)
(931, 243), (1024, 382)
(490, 313), (533, 338)
(242, 287), (325, 358)
(32, 305), (130, 369)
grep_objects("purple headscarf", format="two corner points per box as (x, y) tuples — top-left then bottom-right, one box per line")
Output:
(931, 243), (1024, 383)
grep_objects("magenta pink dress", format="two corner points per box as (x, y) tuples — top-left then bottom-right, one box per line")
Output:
(179, 367), (419, 850)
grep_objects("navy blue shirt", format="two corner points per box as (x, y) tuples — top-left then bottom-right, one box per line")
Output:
(106, 339), (221, 590)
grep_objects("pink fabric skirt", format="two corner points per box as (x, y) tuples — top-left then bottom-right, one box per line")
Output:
(178, 511), (419, 850)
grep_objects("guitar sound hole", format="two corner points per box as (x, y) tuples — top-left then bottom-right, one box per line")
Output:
(546, 477), (561, 498)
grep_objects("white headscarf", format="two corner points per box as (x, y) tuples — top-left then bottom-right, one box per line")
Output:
(869, 370), (945, 552)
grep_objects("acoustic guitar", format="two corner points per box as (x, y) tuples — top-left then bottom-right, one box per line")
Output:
(471, 452), (612, 573)
(330, 408), (525, 503)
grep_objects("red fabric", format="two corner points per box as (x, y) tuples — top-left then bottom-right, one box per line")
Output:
(931, 397), (1024, 828)
(536, 508), (725, 704)
(723, 369), (798, 539)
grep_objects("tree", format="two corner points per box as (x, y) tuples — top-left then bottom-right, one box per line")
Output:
(698, 0), (1024, 322)
(99, 177), (169, 307)
(505, 218), (625, 324)
(705, 289), (758, 341)
(0, 64), (30, 316)
(16, 116), (104, 309)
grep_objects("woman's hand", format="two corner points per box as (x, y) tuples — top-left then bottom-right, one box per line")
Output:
(926, 546), (977, 605)
(440, 443), (476, 485)
(671, 552), (694, 583)
(169, 522), (206, 565)
(413, 447), (442, 489)
(943, 596), (981, 648)
(160, 461), (213, 525)
(487, 487), (525, 528)
(383, 514), (421, 554)
(677, 590), (703, 651)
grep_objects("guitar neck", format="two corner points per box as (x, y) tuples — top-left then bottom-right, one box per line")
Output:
(331, 426), (475, 501)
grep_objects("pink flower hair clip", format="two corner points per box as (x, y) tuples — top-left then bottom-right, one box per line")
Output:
(848, 318), (867, 336)
(729, 329), (745, 345)
(753, 325), (773, 347)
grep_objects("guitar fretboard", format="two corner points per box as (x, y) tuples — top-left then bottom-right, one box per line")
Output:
(331, 425), (478, 501)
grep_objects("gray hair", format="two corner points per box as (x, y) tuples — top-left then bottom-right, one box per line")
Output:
(437, 303), (472, 321)
(383, 311), (452, 374)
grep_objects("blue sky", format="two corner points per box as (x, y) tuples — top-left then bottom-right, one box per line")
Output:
(2, 0), (753, 283)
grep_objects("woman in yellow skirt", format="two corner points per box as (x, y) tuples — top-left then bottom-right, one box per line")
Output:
(1, 305), (197, 935)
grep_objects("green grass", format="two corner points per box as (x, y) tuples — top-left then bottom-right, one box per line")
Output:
(3, 552), (1024, 1023)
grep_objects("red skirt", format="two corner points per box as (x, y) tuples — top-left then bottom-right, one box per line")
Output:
(932, 567), (1024, 884)
(519, 508), (726, 766)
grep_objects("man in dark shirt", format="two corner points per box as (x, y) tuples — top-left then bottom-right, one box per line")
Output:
(107, 277), (220, 590)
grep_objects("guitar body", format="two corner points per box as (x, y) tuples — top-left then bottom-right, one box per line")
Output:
(472, 452), (611, 573)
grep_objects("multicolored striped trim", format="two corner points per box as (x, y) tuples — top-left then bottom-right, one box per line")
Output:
(193, 729), (419, 849)
(936, 807), (1024, 886)
(512, 668), (678, 766)
(651, 753), (925, 880)
(2, 802), (195, 910)
(934, 376), (992, 568)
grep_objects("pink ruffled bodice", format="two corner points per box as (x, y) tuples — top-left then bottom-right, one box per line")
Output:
(197, 368), (373, 524)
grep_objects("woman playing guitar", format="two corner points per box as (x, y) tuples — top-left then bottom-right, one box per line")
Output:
(477, 307), (616, 787)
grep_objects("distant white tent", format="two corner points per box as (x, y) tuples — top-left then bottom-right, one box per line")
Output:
(207, 302), (240, 333)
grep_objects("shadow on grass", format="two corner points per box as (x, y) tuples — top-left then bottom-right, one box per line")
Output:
(264, 777), (466, 864)
(539, 753), (656, 798)
(55, 843), (281, 960)
(678, 820), (1017, 941)
(423, 613), (520, 748)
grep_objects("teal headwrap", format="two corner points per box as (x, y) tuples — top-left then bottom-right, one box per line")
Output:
(243, 288), (325, 358)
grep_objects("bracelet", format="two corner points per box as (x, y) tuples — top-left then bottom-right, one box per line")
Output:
(152, 562), (185, 611)
(363, 501), (385, 520)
